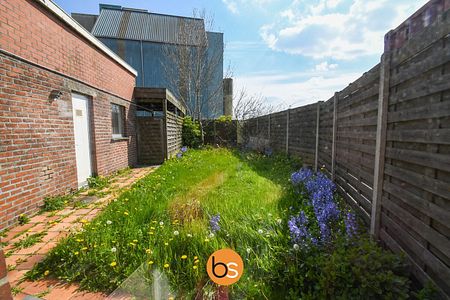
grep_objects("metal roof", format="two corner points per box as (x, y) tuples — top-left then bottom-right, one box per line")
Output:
(92, 8), (206, 45)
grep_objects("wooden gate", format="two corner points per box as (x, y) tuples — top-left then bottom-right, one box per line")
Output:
(136, 117), (165, 165)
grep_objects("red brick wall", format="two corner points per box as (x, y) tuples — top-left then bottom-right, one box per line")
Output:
(0, 0), (135, 100)
(0, 53), (137, 230)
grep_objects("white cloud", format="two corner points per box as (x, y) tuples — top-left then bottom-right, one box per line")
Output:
(222, 0), (238, 14)
(260, 0), (428, 60)
(314, 61), (338, 72)
(234, 70), (361, 109)
(222, 0), (275, 14)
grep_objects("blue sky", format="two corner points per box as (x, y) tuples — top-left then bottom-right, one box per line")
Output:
(55, 0), (427, 109)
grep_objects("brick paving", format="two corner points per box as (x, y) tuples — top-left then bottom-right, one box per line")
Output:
(1, 166), (157, 300)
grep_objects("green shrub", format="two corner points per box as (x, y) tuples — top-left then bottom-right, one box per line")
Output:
(182, 116), (202, 148)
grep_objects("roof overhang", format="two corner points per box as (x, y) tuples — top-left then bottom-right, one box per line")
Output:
(134, 88), (186, 114)
(35, 0), (137, 76)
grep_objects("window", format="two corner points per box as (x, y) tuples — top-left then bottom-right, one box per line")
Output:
(111, 103), (125, 138)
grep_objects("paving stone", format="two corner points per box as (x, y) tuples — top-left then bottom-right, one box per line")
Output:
(19, 280), (54, 295)
(28, 215), (47, 224)
(42, 283), (79, 300)
(14, 243), (46, 255)
(5, 254), (29, 267)
(36, 242), (57, 255)
(40, 232), (59, 244)
(69, 291), (107, 300)
(7, 269), (27, 285)
(16, 255), (45, 271)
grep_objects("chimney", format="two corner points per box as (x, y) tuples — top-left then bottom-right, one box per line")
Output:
(223, 78), (233, 116)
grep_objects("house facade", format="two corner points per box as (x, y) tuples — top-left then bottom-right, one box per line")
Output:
(0, 0), (138, 230)
(72, 4), (225, 119)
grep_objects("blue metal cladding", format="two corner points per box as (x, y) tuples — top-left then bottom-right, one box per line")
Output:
(98, 34), (224, 118)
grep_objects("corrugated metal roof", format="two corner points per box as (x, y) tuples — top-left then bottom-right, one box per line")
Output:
(92, 8), (205, 45)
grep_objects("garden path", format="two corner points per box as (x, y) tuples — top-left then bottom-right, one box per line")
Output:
(1, 166), (157, 300)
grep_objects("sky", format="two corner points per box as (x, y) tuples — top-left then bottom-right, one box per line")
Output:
(55, 0), (428, 109)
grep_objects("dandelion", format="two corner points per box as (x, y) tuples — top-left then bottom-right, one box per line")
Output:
(150, 227), (155, 230)
(149, 231), (154, 235)
(80, 219), (88, 224)
(145, 249), (151, 254)
(133, 239), (138, 243)
(204, 238), (210, 242)
(44, 270), (50, 276)
(76, 239), (84, 242)
(187, 233), (192, 238)
(257, 229), (264, 234)
(81, 247), (88, 251)
(159, 221), (164, 226)
(194, 260), (199, 264)
(111, 247), (117, 253)
(129, 242), (136, 246)
(193, 265), (198, 270)
(164, 242), (169, 246)
(148, 261), (154, 265)
(194, 256), (198, 260)
(293, 244), (299, 250)
(106, 220), (112, 225)
(246, 248), (251, 254)
(74, 251), (79, 255)
(124, 212), (129, 216)
(164, 263), (169, 268)
(173, 230), (179, 236)
(110, 261), (117, 267)
(181, 255), (187, 260)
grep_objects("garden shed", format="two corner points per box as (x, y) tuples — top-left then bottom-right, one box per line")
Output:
(134, 88), (186, 165)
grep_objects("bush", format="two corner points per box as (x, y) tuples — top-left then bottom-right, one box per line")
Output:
(87, 175), (110, 190)
(41, 194), (73, 212)
(182, 116), (202, 148)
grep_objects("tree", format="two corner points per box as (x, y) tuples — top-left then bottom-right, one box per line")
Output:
(161, 9), (224, 122)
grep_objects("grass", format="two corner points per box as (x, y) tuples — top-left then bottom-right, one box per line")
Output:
(28, 148), (416, 298)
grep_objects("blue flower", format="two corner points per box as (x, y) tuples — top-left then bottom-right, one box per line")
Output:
(176, 152), (182, 159)
(345, 212), (358, 237)
(209, 214), (220, 233)
(288, 211), (314, 246)
(181, 146), (188, 153)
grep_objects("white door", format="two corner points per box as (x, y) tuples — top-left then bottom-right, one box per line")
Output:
(72, 93), (92, 187)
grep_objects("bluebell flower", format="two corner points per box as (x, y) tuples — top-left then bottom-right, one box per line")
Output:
(345, 212), (357, 237)
(288, 211), (314, 246)
(209, 214), (220, 233)
(181, 146), (188, 153)
(176, 152), (182, 159)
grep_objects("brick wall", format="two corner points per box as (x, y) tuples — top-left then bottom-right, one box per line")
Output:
(0, 0), (137, 230)
(0, 0), (135, 100)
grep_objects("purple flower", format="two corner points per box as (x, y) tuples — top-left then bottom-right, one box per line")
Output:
(176, 152), (182, 159)
(181, 146), (188, 153)
(209, 214), (220, 233)
(345, 212), (358, 237)
(291, 168), (313, 186)
(288, 211), (314, 246)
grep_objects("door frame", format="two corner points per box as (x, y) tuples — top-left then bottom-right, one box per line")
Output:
(71, 92), (95, 187)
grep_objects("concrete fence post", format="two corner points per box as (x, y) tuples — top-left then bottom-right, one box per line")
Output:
(286, 109), (290, 154)
(331, 92), (338, 181)
(371, 32), (392, 238)
(268, 114), (271, 141)
(0, 248), (13, 300)
(314, 101), (322, 172)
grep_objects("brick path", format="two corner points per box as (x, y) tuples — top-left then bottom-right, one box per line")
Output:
(0, 166), (157, 300)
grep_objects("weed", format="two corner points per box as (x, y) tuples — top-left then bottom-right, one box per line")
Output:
(18, 214), (30, 225)
(41, 194), (73, 212)
(11, 286), (24, 296)
(13, 232), (45, 249)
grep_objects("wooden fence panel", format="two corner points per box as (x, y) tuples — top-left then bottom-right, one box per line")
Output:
(288, 103), (317, 165)
(269, 111), (287, 153)
(166, 111), (183, 158)
(379, 14), (450, 296)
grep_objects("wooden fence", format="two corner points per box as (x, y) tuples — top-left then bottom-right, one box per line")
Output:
(166, 111), (183, 158)
(243, 3), (450, 297)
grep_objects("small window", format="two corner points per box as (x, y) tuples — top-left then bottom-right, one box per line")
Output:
(111, 103), (125, 138)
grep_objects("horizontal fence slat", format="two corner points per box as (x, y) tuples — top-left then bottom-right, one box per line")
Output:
(385, 147), (450, 173)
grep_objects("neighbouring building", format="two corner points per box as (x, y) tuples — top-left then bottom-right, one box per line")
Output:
(0, 0), (139, 230)
(73, 4), (225, 119)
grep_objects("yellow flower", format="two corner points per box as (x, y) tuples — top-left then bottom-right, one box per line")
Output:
(168, 297), (174, 300)
(181, 255), (187, 260)
(44, 270), (50, 276)
(164, 263), (169, 268)
(193, 265), (198, 270)
(133, 239), (138, 243)
(150, 227), (155, 230)
(146, 249), (152, 254)
(149, 231), (154, 235)
(74, 251), (79, 255)
(164, 242), (169, 246)
(204, 238), (210, 242)
(129, 242), (136, 246)
(81, 247), (88, 251)
(124, 212), (129, 216)
(110, 261), (117, 267)
(76, 239), (84, 242)
(80, 219), (88, 224)
(148, 261), (154, 265)
(152, 220), (157, 223)
(194, 256), (198, 260)
(194, 260), (199, 264)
